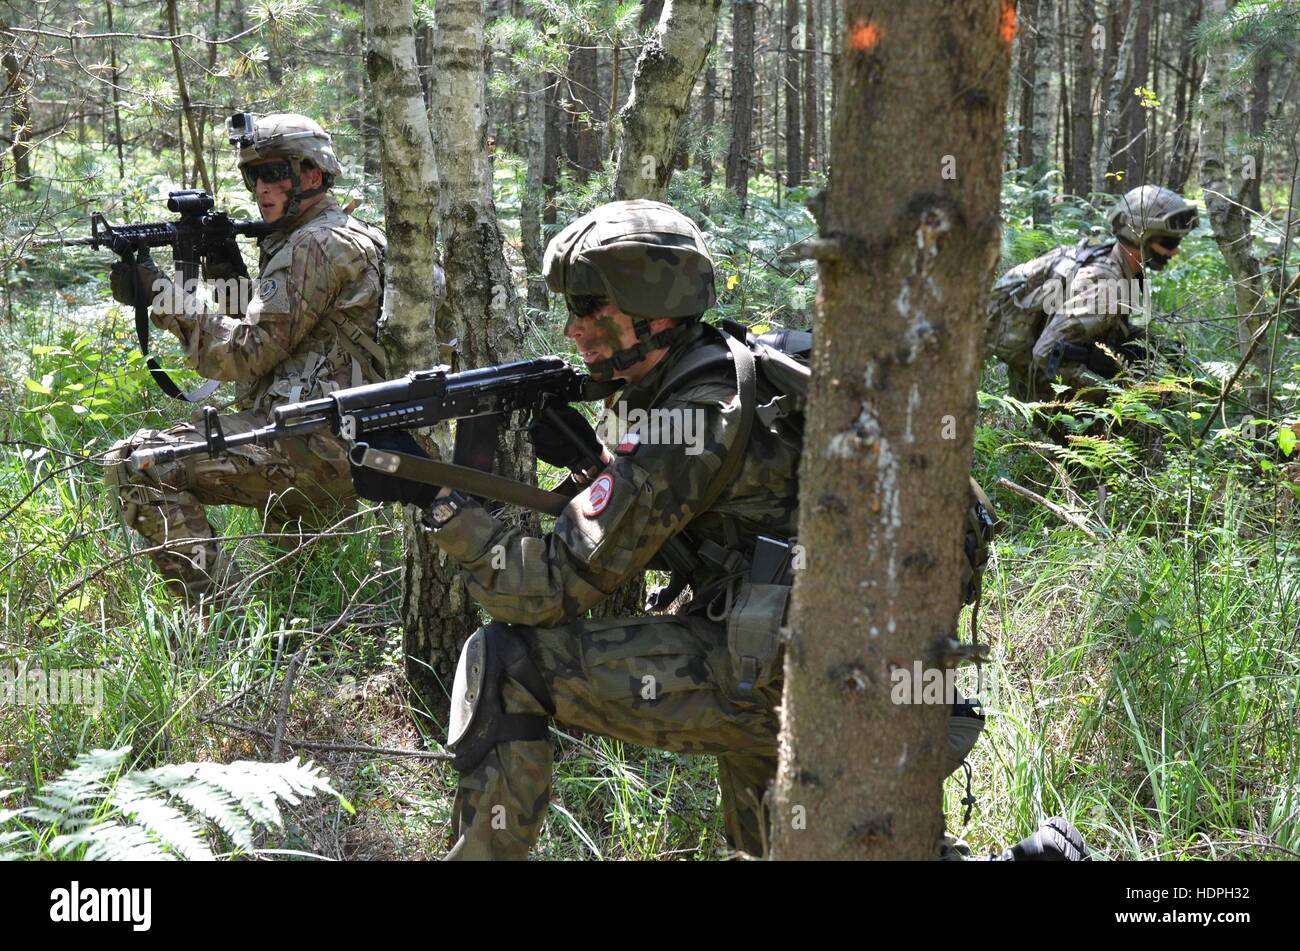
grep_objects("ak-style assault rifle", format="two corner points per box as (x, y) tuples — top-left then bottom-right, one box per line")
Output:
(128, 357), (612, 515)
(36, 190), (273, 402)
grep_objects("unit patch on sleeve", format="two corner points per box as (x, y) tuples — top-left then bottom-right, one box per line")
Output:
(584, 472), (615, 517)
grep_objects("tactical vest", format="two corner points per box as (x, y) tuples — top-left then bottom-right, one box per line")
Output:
(986, 239), (1115, 367)
(650, 321), (999, 690)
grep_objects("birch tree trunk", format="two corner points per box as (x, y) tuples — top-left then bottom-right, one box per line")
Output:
(611, 0), (722, 201)
(1196, 0), (1268, 390)
(770, 0), (1011, 860)
(1031, 0), (1056, 221)
(1092, 0), (1137, 193)
(1016, 0), (1039, 168)
(725, 0), (757, 209)
(365, 0), (479, 722)
(431, 0), (534, 527)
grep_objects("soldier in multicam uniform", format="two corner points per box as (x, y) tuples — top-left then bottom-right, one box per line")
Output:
(351, 199), (1089, 861)
(104, 113), (389, 600)
(986, 185), (1199, 403)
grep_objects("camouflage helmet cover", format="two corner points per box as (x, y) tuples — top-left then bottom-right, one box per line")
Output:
(542, 199), (716, 320)
(232, 113), (342, 179)
(1108, 185), (1199, 247)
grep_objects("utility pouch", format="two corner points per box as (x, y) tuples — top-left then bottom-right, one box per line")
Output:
(727, 579), (790, 691)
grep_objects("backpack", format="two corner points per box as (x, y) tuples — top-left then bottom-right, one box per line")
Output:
(658, 320), (998, 609)
(985, 239), (1114, 367)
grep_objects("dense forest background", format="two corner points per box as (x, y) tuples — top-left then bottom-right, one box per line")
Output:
(2, 0), (1299, 859)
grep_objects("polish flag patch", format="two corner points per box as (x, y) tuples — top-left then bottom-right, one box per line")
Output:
(584, 473), (615, 517)
(615, 432), (641, 455)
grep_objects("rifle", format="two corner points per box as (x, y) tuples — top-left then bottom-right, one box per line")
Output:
(35, 190), (273, 402)
(128, 357), (613, 516)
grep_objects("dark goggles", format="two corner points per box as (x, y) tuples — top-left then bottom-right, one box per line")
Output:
(1151, 235), (1182, 251)
(241, 159), (294, 188)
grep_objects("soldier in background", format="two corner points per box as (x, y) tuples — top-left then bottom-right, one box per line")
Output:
(104, 113), (389, 600)
(986, 185), (1199, 404)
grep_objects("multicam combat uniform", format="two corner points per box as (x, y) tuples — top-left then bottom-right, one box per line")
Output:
(986, 240), (1144, 403)
(430, 320), (801, 858)
(105, 194), (387, 598)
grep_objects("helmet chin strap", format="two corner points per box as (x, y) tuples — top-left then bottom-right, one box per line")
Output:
(275, 158), (328, 229)
(584, 319), (684, 379)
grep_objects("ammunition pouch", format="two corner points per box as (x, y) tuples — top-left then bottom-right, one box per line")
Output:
(726, 573), (792, 693)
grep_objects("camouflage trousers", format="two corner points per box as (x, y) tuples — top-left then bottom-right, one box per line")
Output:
(446, 613), (783, 860)
(104, 409), (356, 600)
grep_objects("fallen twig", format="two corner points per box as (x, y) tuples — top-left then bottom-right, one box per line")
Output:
(995, 478), (1105, 541)
(206, 717), (453, 761)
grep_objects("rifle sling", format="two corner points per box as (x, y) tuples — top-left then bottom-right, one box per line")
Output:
(354, 445), (570, 517)
(129, 247), (219, 403)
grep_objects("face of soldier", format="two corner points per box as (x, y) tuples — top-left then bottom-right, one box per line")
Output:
(1120, 238), (1180, 274)
(250, 158), (324, 223)
(563, 303), (675, 385)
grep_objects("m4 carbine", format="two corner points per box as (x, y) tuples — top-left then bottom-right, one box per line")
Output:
(129, 357), (610, 515)
(36, 190), (272, 402)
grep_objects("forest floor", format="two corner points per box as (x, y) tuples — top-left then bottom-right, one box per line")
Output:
(3, 162), (1300, 860)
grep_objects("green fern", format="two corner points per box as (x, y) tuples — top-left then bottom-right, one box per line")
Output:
(0, 747), (344, 861)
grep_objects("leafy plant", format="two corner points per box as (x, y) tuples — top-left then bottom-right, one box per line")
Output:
(0, 747), (347, 861)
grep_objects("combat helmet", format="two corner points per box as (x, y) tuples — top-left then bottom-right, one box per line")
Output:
(543, 199), (716, 376)
(1107, 185), (1199, 270)
(226, 112), (341, 223)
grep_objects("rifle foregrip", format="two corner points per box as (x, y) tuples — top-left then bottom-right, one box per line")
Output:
(129, 441), (206, 470)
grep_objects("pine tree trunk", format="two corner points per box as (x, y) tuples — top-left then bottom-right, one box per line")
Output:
(3, 40), (32, 189)
(167, 0), (211, 194)
(1031, 0), (1056, 215)
(1166, 0), (1201, 193)
(543, 78), (560, 226)
(700, 20), (718, 187)
(770, 0), (1011, 860)
(1016, 0), (1039, 168)
(725, 0), (756, 209)
(1123, 0), (1151, 186)
(1069, 0), (1095, 197)
(612, 0), (723, 201)
(783, 0), (801, 186)
(523, 63), (548, 309)
(1245, 52), (1269, 214)
(1197, 0), (1268, 391)
(566, 39), (602, 179)
(802, 0), (820, 179)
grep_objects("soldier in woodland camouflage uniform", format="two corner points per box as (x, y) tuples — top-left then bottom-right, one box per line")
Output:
(349, 200), (1069, 860)
(104, 113), (389, 599)
(986, 185), (1199, 403)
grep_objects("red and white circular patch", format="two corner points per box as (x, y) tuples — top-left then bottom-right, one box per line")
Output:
(583, 473), (615, 517)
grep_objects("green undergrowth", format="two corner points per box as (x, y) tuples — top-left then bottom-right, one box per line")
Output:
(3, 157), (1299, 859)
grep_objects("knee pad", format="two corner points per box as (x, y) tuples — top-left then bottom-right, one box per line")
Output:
(447, 623), (555, 773)
(946, 695), (985, 777)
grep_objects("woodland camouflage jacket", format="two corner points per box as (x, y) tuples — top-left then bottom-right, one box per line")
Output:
(429, 322), (802, 628)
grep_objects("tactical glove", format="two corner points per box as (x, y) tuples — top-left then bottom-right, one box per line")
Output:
(529, 403), (604, 472)
(109, 254), (165, 309)
(349, 430), (443, 507)
(993, 817), (1091, 861)
(202, 235), (247, 281)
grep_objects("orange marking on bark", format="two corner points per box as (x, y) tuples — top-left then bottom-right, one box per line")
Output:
(999, 1), (1018, 44)
(848, 21), (882, 51)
